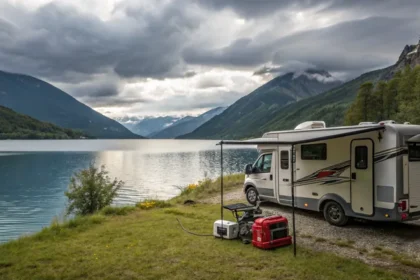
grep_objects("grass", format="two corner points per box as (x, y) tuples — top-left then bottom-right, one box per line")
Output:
(170, 173), (245, 204)
(136, 199), (172, 210)
(373, 246), (420, 269)
(0, 203), (413, 280)
(0, 174), (415, 279)
(100, 206), (136, 216)
(315, 237), (327, 243)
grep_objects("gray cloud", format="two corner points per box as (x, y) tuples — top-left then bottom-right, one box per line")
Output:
(81, 96), (150, 108)
(194, 0), (325, 18)
(1, 0), (420, 115)
(271, 17), (420, 77)
(0, 0), (200, 83)
(186, 16), (420, 80)
(253, 61), (316, 76)
(183, 70), (197, 78)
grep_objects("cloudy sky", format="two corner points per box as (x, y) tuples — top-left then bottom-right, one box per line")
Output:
(1, 0), (419, 118)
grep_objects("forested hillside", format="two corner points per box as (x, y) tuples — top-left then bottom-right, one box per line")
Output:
(0, 70), (142, 139)
(0, 106), (89, 139)
(180, 70), (341, 139)
(345, 65), (420, 125)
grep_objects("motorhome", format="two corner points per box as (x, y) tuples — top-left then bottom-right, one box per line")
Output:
(235, 121), (420, 226)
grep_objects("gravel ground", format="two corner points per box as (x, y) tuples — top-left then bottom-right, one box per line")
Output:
(202, 188), (420, 277)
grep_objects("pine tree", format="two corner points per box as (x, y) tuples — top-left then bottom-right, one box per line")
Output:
(373, 81), (387, 121)
(409, 70), (420, 124)
(398, 65), (420, 122)
(386, 72), (401, 120)
(344, 82), (374, 124)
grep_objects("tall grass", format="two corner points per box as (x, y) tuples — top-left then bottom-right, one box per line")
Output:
(170, 173), (244, 203)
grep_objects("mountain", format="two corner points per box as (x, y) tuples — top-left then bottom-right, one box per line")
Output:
(152, 107), (226, 139)
(0, 70), (143, 139)
(249, 41), (420, 136)
(256, 67), (392, 135)
(384, 39), (420, 79)
(128, 116), (179, 137)
(180, 69), (342, 139)
(0, 105), (89, 139)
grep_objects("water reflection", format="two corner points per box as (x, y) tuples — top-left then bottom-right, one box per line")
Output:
(0, 141), (257, 242)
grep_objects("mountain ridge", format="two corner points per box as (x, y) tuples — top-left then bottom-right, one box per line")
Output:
(0, 105), (89, 139)
(153, 107), (226, 139)
(179, 69), (341, 139)
(0, 70), (143, 139)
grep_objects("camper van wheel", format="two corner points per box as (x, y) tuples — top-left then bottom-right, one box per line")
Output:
(323, 201), (348, 226)
(245, 187), (258, 205)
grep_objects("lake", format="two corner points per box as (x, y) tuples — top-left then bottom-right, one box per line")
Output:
(0, 140), (257, 243)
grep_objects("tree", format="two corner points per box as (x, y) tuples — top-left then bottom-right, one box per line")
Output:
(65, 164), (124, 215)
(397, 65), (419, 121)
(409, 70), (420, 124)
(344, 82), (374, 125)
(384, 78), (399, 120)
(373, 81), (387, 121)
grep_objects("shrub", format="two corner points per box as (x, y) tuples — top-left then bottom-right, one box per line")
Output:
(65, 164), (124, 216)
(136, 199), (172, 210)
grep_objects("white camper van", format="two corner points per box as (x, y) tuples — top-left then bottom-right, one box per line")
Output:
(238, 122), (420, 226)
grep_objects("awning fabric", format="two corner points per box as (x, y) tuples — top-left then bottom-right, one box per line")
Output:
(219, 125), (384, 145)
(407, 134), (420, 143)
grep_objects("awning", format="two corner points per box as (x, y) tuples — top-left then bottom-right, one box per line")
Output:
(407, 134), (420, 143)
(218, 125), (384, 145)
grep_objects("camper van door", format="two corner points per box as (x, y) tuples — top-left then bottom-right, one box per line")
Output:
(251, 152), (275, 199)
(278, 148), (292, 205)
(350, 139), (374, 215)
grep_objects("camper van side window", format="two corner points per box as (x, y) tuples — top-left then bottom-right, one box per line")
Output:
(281, 151), (289, 169)
(301, 144), (327, 160)
(409, 144), (420, 161)
(355, 146), (368, 169)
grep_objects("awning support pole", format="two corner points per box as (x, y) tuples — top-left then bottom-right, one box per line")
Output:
(220, 142), (224, 240)
(291, 144), (296, 257)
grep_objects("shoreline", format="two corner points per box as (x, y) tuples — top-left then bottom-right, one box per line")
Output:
(1, 174), (419, 279)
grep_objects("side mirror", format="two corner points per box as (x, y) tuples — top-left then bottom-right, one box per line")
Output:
(245, 164), (253, 175)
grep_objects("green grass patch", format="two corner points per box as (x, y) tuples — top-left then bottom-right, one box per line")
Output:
(170, 174), (244, 204)
(100, 206), (136, 216)
(372, 246), (420, 269)
(0, 203), (412, 280)
(315, 237), (327, 243)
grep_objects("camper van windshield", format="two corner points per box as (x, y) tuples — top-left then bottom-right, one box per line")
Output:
(409, 145), (420, 161)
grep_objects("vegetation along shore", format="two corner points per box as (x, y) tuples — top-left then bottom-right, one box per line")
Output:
(0, 172), (418, 280)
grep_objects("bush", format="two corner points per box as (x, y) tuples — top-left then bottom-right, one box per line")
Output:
(65, 164), (124, 216)
(136, 199), (172, 210)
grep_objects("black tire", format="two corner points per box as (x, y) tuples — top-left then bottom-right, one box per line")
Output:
(323, 201), (348, 226)
(245, 186), (258, 205)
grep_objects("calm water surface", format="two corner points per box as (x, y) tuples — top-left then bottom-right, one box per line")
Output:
(0, 140), (257, 243)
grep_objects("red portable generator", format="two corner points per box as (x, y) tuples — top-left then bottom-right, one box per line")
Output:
(252, 216), (292, 249)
